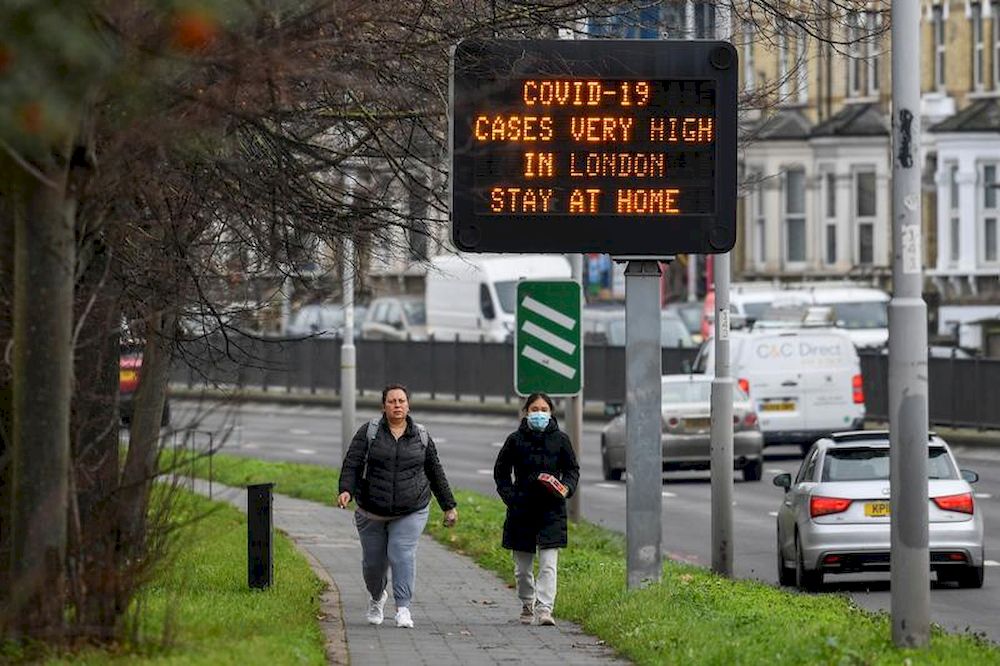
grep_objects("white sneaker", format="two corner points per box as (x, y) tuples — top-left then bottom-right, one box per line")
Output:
(366, 589), (388, 625)
(395, 606), (414, 628)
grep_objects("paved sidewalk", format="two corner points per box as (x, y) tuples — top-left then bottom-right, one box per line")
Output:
(199, 481), (627, 665)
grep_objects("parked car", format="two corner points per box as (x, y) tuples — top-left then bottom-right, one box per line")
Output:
(665, 301), (705, 344)
(361, 295), (427, 341)
(774, 431), (984, 591)
(694, 328), (866, 453)
(120, 351), (170, 427)
(600, 374), (764, 482)
(285, 304), (366, 339)
(583, 307), (695, 348)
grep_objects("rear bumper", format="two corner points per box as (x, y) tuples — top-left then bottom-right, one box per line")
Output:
(604, 431), (764, 471)
(799, 521), (984, 572)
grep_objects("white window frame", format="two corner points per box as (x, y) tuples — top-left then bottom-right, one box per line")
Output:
(994, 1), (1000, 89)
(972, 2), (985, 91)
(796, 24), (809, 103)
(784, 167), (807, 265)
(743, 20), (755, 92)
(981, 161), (999, 265)
(822, 169), (837, 266)
(778, 26), (790, 100)
(934, 5), (947, 91)
(854, 168), (878, 266)
(866, 11), (881, 95)
(847, 11), (864, 97)
(949, 163), (961, 265)
(749, 168), (766, 266)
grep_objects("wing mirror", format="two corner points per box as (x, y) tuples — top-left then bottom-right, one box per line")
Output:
(961, 469), (979, 484)
(772, 473), (792, 490)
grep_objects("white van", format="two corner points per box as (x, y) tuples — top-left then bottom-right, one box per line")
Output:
(695, 329), (866, 453)
(425, 253), (572, 342)
(806, 286), (888, 349)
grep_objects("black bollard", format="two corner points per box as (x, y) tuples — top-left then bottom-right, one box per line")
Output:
(247, 483), (274, 589)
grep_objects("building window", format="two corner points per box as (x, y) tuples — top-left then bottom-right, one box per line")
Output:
(847, 11), (863, 97)
(984, 163), (999, 263)
(743, 21), (755, 92)
(661, 2), (687, 38)
(866, 11), (881, 94)
(825, 171), (837, 218)
(933, 5), (946, 91)
(778, 26), (790, 100)
(825, 224), (837, 265)
(949, 163), (960, 264)
(694, 2), (716, 39)
(994, 1), (1000, 89)
(753, 170), (766, 265)
(973, 3), (985, 90)
(855, 170), (877, 266)
(785, 168), (806, 263)
(796, 24), (809, 103)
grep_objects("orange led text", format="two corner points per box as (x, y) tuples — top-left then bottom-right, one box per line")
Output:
(569, 189), (602, 213)
(524, 152), (555, 177)
(569, 152), (666, 178)
(474, 115), (553, 142)
(616, 189), (682, 214)
(570, 117), (635, 143)
(649, 117), (714, 144)
(490, 187), (555, 213)
(522, 80), (650, 107)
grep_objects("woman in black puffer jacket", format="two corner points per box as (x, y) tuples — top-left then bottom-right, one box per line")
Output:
(493, 392), (579, 627)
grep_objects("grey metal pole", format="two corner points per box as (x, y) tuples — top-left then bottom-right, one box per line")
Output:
(710, 0), (735, 580)
(341, 237), (357, 462)
(889, 0), (930, 648)
(687, 255), (697, 302)
(624, 260), (663, 589)
(567, 254), (584, 522)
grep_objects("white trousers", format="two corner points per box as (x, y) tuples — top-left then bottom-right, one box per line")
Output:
(512, 548), (559, 612)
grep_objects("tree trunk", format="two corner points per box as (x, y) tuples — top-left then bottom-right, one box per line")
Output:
(117, 308), (175, 569)
(69, 238), (123, 640)
(10, 161), (74, 639)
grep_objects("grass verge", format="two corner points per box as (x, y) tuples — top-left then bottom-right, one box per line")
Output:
(190, 451), (1000, 665)
(16, 490), (327, 665)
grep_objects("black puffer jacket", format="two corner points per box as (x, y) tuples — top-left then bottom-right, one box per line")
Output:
(339, 415), (456, 517)
(493, 416), (580, 551)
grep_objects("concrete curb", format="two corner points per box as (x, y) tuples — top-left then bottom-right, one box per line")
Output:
(170, 386), (999, 448)
(299, 547), (351, 666)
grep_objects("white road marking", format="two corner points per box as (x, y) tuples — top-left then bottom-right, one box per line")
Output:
(974, 493), (992, 499)
(290, 428), (311, 435)
(521, 345), (577, 379)
(242, 443), (258, 449)
(768, 511), (779, 517)
(662, 491), (677, 498)
(477, 469), (493, 475)
(521, 321), (577, 354)
(766, 468), (787, 474)
(491, 441), (504, 448)
(985, 560), (1000, 567)
(295, 448), (316, 455)
(521, 296), (576, 330)
(595, 483), (621, 489)
(434, 437), (447, 444)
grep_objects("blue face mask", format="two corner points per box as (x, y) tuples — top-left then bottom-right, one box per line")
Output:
(527, 411), (551, 431)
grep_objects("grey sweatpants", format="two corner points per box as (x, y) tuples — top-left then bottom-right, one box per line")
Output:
(513, 548), (559, 612)
(355, 505), (429, 608)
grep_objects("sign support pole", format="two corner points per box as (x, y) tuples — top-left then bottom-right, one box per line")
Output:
(889, 0), (930, 647)
(624, 259), (663, 590)
(567, 254), (584, 523)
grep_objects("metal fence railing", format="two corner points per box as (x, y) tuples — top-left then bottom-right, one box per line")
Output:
(171, 335), (1000, 430)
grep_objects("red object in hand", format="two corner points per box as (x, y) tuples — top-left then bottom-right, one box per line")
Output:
(537, 473), (568, 498)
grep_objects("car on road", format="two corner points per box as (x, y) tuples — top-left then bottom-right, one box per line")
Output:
(120, 350), (170, 427)
(361, 295), (427, 341)
(583, 307), (695, 348)
(600, 374), (764, 482)
(774, 430), (985, 591)
(285, 303), (366, 339)
(664, 301), (705, 344)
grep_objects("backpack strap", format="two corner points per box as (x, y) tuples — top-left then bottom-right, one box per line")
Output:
(362, 418), (381, 480)
(414, 423), (428, 449)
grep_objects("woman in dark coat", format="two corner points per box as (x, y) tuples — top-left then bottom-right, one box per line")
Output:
(493, 392), (580, 626)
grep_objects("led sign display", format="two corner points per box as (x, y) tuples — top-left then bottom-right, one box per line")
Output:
(451, 40), (738, 255)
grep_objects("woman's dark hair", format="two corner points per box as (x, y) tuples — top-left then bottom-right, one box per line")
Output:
(522, 392), (554, 413)
(382, 383), (410, 404)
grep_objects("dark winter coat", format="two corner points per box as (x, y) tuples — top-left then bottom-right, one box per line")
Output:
(493, 416), (580, 551)
(339, 415), (456, 518)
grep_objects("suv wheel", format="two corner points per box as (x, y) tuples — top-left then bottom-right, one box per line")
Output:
(601, 437), (623, 482)
(777, 532), (795, 586)
(795, 534), (823, 592)
(742, 459), (763, 482)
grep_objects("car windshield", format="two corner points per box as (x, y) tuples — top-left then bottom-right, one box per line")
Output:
(830, 301), (888, 330)
(661, 380), (749, 404)
(494, 280), (518, 314)
(606, 316), (693, 348)
(673, 305), (702, 334)
(742, 302), (771, 322)
(403, 300), (426, 325)
(821, 446), (957, 481)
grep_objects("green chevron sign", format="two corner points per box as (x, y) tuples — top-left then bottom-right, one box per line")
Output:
(514, 280), (582, 397)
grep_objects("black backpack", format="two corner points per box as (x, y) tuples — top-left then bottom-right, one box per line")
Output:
(361, 418), (428, 480)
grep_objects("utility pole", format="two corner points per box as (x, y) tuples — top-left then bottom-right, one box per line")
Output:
(889, 0), (930, 648)
(567, 253), (584, 522)
(341, 236), (357, 462)
(686, 255), (697, 302)
(710, 3), (735, 579)
(624, 259), (663, 589)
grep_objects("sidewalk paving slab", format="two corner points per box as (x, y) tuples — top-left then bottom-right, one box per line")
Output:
(196, 480), (628, 666)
